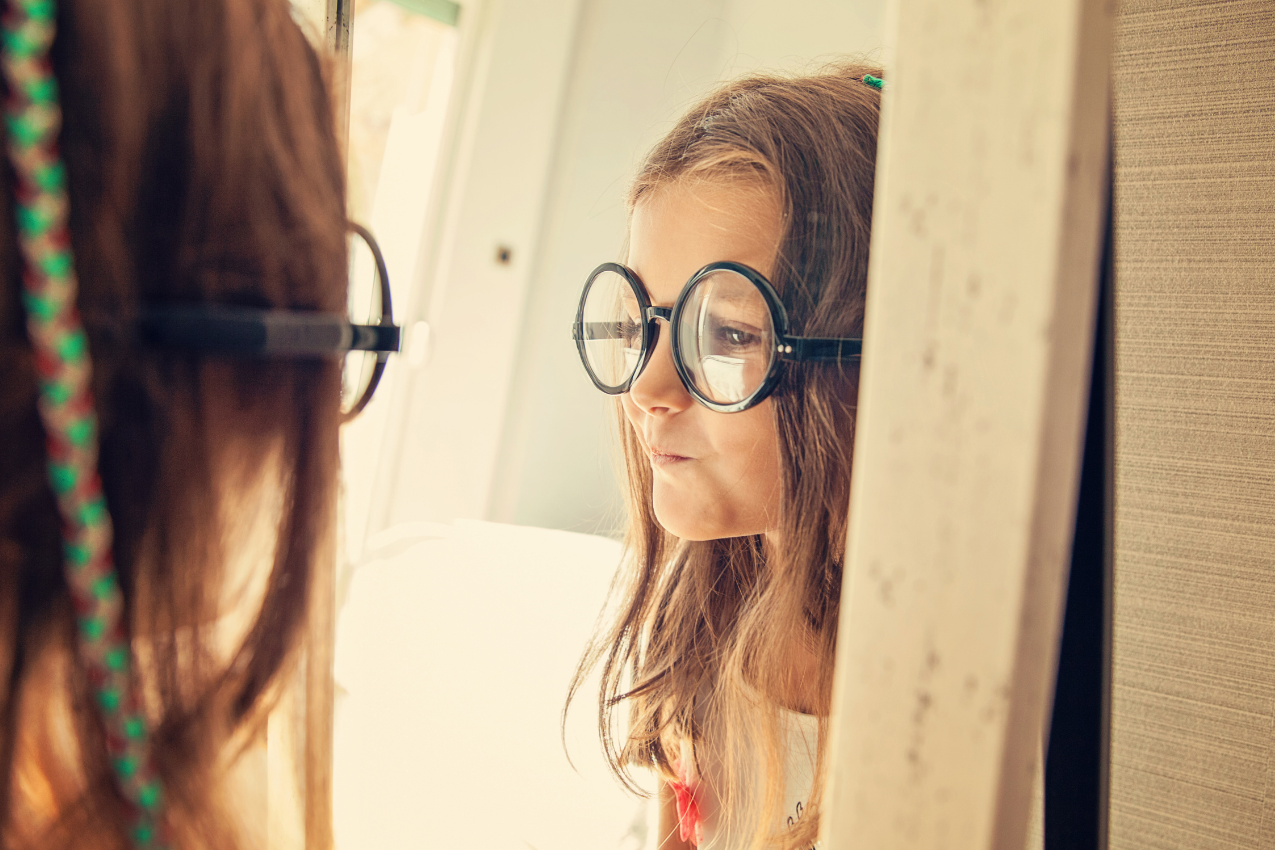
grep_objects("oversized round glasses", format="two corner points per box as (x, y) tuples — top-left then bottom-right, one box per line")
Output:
(573, 261), (862, 413)
(130, 223), (400, 420)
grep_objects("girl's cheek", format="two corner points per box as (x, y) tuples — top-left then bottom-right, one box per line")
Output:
(622, 396), (647, 438)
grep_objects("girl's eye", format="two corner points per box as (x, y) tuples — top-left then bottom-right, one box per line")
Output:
(712, 322), (760, 349)
(621, 318), (643, 344)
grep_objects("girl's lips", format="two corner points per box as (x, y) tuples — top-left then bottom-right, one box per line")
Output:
(649, 448), (691, 466)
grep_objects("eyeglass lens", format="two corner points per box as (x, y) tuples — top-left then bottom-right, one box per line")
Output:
(676, 269), (775, 405)
(580, 266), (777, 405)
(342, 230), (385, 416)
(580, 268), (645, 389)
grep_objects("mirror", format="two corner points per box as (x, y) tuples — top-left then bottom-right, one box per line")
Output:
(329, 1), (888, 848)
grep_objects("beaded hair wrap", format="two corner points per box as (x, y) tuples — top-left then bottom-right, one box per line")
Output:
(1, 0), (166, 847)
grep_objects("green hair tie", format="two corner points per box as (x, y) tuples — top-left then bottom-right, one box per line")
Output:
(1, 0), (167, 846)
(862, 74), (885, 90)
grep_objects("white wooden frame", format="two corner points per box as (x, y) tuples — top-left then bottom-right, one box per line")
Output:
(821, 0), (1113, 846)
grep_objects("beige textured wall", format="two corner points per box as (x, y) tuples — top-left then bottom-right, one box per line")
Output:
(1111, 2), (1275, 847)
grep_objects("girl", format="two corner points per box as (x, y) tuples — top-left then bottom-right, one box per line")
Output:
(0, 0), (390, 847)
(570, 65), (881, 850)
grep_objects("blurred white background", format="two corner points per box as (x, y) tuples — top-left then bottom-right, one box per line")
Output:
(331, 521), (636, 849)
(289, 0), (887, 846)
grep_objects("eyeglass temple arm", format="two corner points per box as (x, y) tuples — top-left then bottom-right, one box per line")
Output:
(778, 336), (862, 363)
(572, 307), (672, 341)
(575, 322), (861, 364)
(573, 321), (618, 341)
(139, 306), (402, 355)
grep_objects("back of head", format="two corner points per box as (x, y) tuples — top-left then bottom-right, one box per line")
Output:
(0, 0), (347, 846)
(580, 63), (882, 850)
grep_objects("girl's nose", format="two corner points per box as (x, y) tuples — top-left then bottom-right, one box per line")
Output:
(628, 321), (692, 414)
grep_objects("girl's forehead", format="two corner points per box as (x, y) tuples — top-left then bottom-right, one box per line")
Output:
(628, 179), (783, 302)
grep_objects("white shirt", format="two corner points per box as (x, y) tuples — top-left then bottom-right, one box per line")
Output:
(679, 706), (822, 850)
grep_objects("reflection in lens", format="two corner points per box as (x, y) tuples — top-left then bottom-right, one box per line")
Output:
(343, 233), (384, 415)
(677, 270), (774, 405)
(580, 269), (643, 390)
(342, 351), (378, 415)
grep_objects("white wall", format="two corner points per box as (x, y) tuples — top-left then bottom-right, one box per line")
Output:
(368, 0), (586, 534)
(488, 0), (887, 534)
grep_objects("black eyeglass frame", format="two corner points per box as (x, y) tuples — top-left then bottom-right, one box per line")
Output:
(572, 260), (863, 414)
(135, 222), (400, 420)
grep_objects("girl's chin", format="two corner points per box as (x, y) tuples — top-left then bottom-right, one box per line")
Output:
(652, 499), (759, 542)
(652, 503), (717, 542)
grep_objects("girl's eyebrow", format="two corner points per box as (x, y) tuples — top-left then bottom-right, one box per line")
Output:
(702, 289), (762, 307)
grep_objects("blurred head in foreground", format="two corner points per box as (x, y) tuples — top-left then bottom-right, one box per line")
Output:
(0, 0), (347, 846)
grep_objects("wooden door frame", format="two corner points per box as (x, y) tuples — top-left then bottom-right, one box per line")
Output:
(821, 0), (1114, 846)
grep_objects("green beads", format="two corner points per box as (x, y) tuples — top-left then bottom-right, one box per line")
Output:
(5, 0), (167, 845)
(107, 647), (130, 672)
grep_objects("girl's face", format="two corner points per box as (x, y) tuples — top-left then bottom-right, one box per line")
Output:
(624, 179), (785, 542)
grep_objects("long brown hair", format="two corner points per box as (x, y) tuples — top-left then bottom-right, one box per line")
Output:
(571, 63), (881, 850)
(0, 0), (347, 846)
